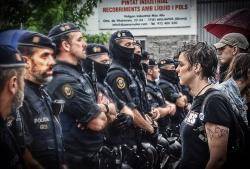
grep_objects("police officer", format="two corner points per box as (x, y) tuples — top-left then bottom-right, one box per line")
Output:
(140, 51), (150, 73)
(0, 45), (26, 169)
(84, 44), (134, 146)
(158, 59), (189, 135)
(17, 31), (66, 169)
(145, 59), (176, 132)
(214, 33), (249, 83)
(133, 41), (147, 85)
(106, 30), (159, 168)
(47, 23), (116, 169)
(106, 30), (156, 139)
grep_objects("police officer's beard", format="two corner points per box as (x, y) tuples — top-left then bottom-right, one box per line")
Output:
(34, 73), (53, 84)
(12, 90), (24, 110)
(110, 42), (134, 64)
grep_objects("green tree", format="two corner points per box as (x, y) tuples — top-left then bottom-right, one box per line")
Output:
(85, 33), (110, 45)
(0, 0), (101, 34)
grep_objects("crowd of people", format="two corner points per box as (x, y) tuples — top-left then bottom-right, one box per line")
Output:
(0, 22), (249, 169)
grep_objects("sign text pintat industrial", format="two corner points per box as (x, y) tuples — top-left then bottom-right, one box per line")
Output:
(99, 0), (191, 29)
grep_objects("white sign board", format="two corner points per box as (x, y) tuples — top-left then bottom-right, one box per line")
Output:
(99, 0), (191, 29)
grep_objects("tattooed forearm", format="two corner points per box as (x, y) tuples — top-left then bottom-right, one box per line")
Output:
(206, 125), (229, 140)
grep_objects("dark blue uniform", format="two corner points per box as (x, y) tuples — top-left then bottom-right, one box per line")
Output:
(146, 80), (169, 132)
(46, 61), (103, 169)
(19, 80), (64, 169)
(107, 62), (150, 115)
(106, 62), (145, 146)
(146, 80), (166, 108)
(0, 116), (25, 169)
(159, 71), (187, 135)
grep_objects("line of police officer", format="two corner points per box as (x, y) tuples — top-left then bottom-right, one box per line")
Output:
(1, 23), (192, 169)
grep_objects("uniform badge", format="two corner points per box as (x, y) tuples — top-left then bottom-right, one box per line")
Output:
(117, 32), (121, 38)
(64, 24), (71, 30)
(32, 36), (40, 43)
(93, 47), (101, 53)
(15, 53), (22, 61)
(147, 93), (153, 100)
(62, 84), (74, 98)
(60, 26), (65, 31)
(116, 77), (126, 89)
(6, 115), (15, 127)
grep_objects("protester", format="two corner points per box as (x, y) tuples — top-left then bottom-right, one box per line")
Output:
(214, 33), (249, 83)
(176, 42), (236, 169)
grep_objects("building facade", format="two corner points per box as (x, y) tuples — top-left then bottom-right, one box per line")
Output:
(85, 0), (250, 59)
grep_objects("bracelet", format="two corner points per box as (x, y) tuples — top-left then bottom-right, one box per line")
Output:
(104, 104), (109, 114)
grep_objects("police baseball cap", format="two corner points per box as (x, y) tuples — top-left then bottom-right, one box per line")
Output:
(141, 51), (150, 60)
(214, 33), (249, 50)
(0, 45), (25, 68)
(148, 58), (158, 67)
(158, 59), (175, 68)
(111, 30), (134, 41)
(18, 31), (55, 50)
(48, 23), (80, 39)
(135, 40), (141, 47)
(86, 44), (109, 57)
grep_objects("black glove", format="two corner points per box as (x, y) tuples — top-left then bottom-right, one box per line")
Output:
(112, 113), (133, 130)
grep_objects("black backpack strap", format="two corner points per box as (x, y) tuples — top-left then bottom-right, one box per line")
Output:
(201, 89), (246, 152)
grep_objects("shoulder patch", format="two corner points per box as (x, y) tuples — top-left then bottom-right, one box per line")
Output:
(147, 93), (153, 100)
(116, 77), (126, 89)
(62, 84), (74, 98)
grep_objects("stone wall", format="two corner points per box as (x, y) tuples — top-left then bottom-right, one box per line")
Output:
(145, 35), (197, 60)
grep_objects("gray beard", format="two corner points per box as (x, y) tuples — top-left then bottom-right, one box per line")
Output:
(12, 90), (24, 110)
(43, 76), (53, 83)
(35, 75), (53, 84)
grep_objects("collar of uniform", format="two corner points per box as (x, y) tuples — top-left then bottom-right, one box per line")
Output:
(25, 80), (41, 88)
(56, 60), (82, 72)
(112, 60), (131, 70)
(147, 79), (156, 85)
(24, 80), (42, 97)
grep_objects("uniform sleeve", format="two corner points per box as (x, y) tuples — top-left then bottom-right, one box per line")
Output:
(203, 94), (231, 128)
(106, 70), (137, 109)
(18, 100), (34, 147)
(107, 87), (126, 111)
(53, 80), (100, 126)
(160, 83), (180, 103)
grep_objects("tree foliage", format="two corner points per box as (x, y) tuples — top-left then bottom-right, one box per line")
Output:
(0, 0), (101, 34)
(85, 33), (110, 45)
